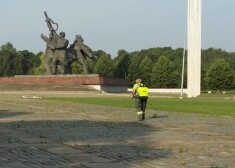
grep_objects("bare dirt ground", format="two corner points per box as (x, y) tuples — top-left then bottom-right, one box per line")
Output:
(0, 84), (235, 168)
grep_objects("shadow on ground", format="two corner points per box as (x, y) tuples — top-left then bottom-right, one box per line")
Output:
(0, 119), (172, 167)
(0, 110), (32, 119)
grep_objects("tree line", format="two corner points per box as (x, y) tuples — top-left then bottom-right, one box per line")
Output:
(0, 42), (235, 91)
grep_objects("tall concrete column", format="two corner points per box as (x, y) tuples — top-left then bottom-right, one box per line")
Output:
(187, 0), (201, 97)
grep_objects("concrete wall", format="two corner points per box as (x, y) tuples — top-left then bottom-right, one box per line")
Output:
(0, 75), (130, 93)
(3, 75), (129, 86)
(89, 85), (128, 93)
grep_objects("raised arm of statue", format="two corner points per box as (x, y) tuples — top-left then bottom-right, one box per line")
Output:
(44, 11), (58, 35)
(40, 12), (60, 50)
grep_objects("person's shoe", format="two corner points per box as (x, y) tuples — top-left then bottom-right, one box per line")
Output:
(136, 111), (143, 115)
(137, 111), (143, 121)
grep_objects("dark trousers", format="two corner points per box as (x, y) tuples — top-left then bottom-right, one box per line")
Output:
(139, 98), (147, 112)
(135, 97), (147, 120)
(135, 97), (147, 111)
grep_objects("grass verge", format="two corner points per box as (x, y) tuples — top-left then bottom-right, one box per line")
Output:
(45, 96), (235, 117)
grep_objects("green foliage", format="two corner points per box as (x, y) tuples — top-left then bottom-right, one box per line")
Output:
(93, 52), (114, 76)
(33, 53), (46, 75)
(127, 54), (142, 85)
(229, 52), (235, 70)
(127, 47), (184, 88)
(201, 65), (208, 90)
(151, 56), (178, 88)
(86, 61), (96, 74)
(139, 56), (152, 87)
(206, 59), (234, 91)
(113, 49), (130, 78)
(19, 50), (41, 75)
(202, 48), (235, 74)
(0, 42), (23, 76)
(71, 61), (83, 74)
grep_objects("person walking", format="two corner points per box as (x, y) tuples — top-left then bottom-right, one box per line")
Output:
(132, 78), (148, 121)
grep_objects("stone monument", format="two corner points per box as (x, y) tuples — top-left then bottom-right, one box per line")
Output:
(67, 35), (96, 74)
(187, 0), (201, 97)
(40, 11), (96, 75)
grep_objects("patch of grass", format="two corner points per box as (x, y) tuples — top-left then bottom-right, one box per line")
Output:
(45, 96), (235, 117)
(151, 98), (235, 116)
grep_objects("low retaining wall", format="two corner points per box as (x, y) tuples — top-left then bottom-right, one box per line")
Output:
(0, 74), (130, 93)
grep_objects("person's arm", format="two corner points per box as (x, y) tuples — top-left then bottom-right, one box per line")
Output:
(132, 84), (138, 97)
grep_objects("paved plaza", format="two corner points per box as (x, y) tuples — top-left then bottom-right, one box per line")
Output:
(0, 91), (235, 168)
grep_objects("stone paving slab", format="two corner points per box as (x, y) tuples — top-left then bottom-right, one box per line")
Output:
(81, 162), (130, 168)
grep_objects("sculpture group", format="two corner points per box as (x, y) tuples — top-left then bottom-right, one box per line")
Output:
(40, 11), (96, 75)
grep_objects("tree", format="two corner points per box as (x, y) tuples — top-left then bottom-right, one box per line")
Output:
(201, 65), (208, 90)
(0, 43), (23, 76)
(33, 53), (46, 75)
(206, 59), (234, 91)
(19, 50), (40, 75)
(113, 49), (130, 78)
(89, 50), (107, 73)
(93, 53), (114, 76)
(139, 56), (152, 87)
(71, 61), (84, 74)
(127, 54), (142, 85)
(151, 56), (178, 88)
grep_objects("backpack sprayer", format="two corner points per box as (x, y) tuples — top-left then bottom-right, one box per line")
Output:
(135, 85), (158, 111)
(138, 86), (157, 111)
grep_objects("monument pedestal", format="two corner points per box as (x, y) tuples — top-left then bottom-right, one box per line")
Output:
(0, 74), (130, 93)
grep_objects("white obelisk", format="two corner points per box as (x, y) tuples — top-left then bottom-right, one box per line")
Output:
(187, 0), (201, 97)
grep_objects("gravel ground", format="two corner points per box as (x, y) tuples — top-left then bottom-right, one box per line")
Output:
(0, 89), (235, 168)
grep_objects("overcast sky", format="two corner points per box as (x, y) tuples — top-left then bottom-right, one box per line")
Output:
(1, 0), (235, 57)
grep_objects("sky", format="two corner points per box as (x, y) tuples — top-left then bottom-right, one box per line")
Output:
(1, 0), (235, 57)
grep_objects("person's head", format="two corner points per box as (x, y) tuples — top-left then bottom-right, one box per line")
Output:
(135, 78), (141, 84)
(59, 32), (65, 38)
